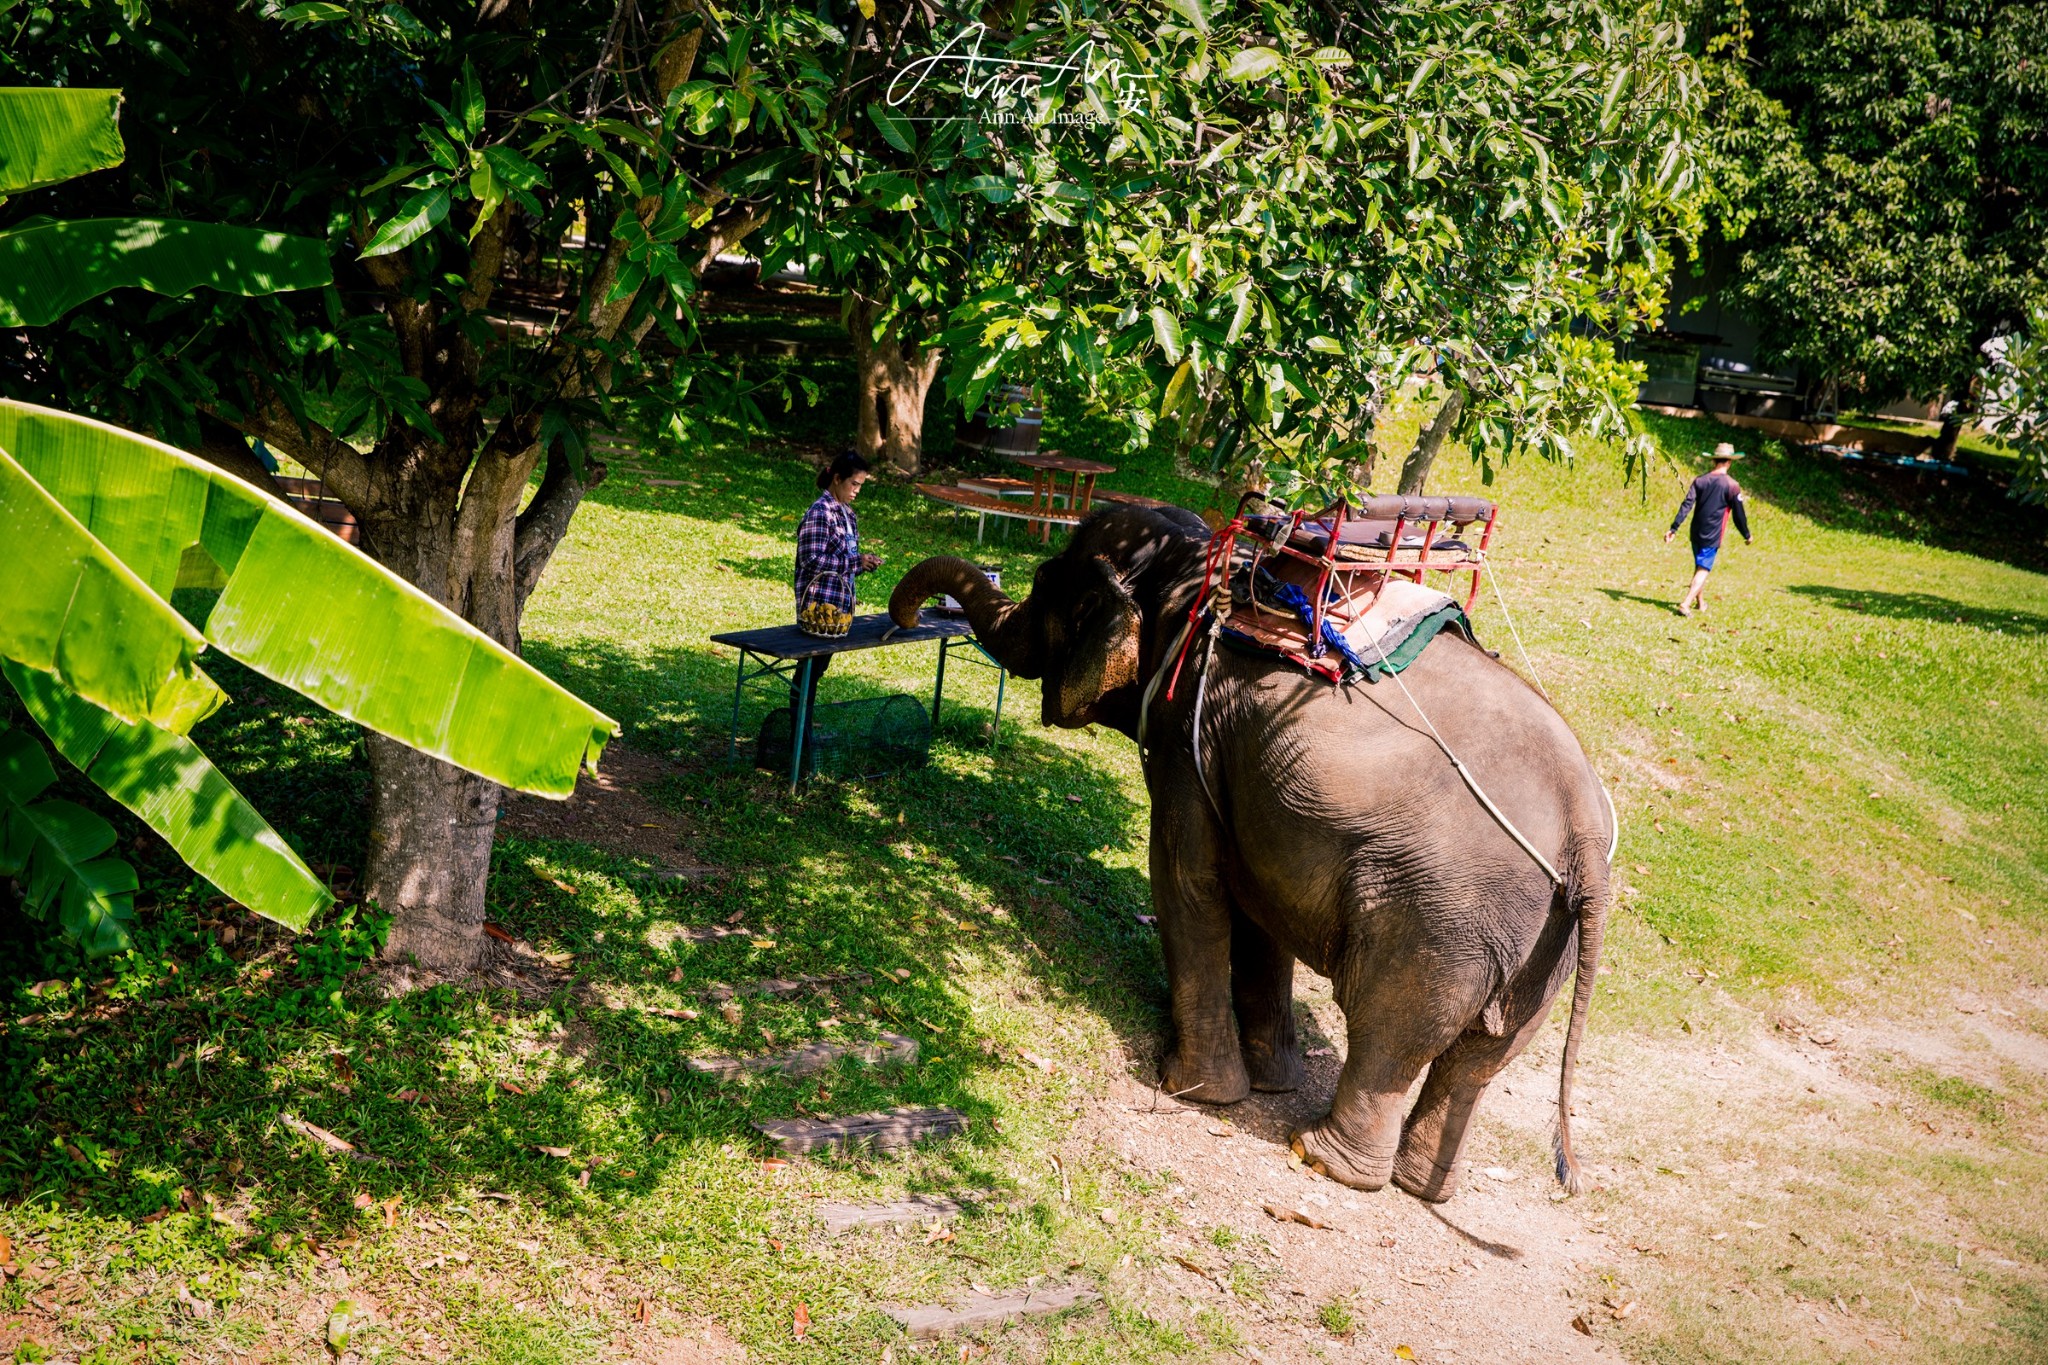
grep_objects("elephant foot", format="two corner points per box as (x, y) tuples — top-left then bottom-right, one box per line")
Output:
(1241, 1038), (1305, 1093)
(1289, 1120), (1393, 1192)
(1161, 1043), (1249, 1106)
(1390, 1147), (1461, 1204)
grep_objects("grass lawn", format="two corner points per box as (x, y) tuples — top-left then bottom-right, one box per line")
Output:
(2, 386), (2044, 1364)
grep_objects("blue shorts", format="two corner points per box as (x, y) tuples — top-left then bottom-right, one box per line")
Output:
(1693, 544), (1719, 571)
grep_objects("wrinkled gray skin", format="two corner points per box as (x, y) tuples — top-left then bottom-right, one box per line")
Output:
(891, 506), (1613, 1201)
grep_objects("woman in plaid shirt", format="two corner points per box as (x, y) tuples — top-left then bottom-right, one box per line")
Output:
(795, 449), (880, 634)
(789, 451), (880, 739)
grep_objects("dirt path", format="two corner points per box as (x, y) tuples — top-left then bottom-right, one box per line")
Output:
(1072, 972), (1619, 1364)
(1061, 965), (2048, 1364)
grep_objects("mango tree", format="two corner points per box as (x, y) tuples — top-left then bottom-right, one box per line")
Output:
(1696, 0), (2048, 459)
(0, 88), (614, 961)
(2, 0), (830, 974)
(934, 0), (1703, 497)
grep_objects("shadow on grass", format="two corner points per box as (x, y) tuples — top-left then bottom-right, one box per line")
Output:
(1, 637), (1170, 1274)
(1596, 587), (1686, 617)
(1784, 585), (2048, 636)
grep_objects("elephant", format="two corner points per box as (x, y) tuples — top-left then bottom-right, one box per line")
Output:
(890, 504), (1614, 1201)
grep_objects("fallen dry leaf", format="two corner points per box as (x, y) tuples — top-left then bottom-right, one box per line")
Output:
(1572, 1314), (1593, 1335)
(1612, 1300), (1638, 1320)
(1262, 1203), (1331, 1230)
(351, 1193), (373, 1210)
(482, 922), (515, 943)
(924, 1224), (955, 1245)
(793, 1302), (811, 1341)
(634, 1298), (651, 1323)
(535, 1145), (573, 1158)
(1017, 1050), (1057, 1074)
(1394, 1347), (1415, 1361)
(499, 1080), (526, 1095)
(549, 879), (577, 895)
(381, 1194), (402, 1229)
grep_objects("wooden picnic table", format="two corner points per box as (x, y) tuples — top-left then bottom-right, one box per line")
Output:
(1010, 451), (1117, 541)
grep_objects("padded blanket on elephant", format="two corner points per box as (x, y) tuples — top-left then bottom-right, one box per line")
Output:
(1221, 577), (1475, 684)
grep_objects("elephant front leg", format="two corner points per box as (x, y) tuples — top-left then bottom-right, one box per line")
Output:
(1231, 911), (1304, 1093)
(1150, 797), (1249, 1105)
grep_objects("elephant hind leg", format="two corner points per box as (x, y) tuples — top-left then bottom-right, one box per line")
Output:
(1231, 910), (1304, 1093)
(1393, 1006), (1552, 1203)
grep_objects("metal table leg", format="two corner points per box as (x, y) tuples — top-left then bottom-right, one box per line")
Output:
(789, 656), (813, 793)
(725, 649), (748, 763)
(932, 636), (950, 730)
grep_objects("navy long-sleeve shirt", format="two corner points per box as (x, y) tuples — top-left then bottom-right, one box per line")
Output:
(1670, 469), (1751, 549)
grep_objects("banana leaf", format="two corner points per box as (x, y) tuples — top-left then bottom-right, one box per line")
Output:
(0, 400), (618, 796)
(0, 88), (124, 197)
(0, 445), (226, 732)
(0, 218), (334, 327)
(5, 663), (332, 932)
(0, 722), (137, 956)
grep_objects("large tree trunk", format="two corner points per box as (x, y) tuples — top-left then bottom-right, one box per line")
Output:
(366, 737), (501, 977)
(347, 441), (550, 980)
(850, 299), (942, 476)
(1397, 389), (1465, 496)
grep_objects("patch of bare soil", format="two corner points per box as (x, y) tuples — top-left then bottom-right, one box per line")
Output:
(1073, 966), (2048, 1364)
(497, 746), (715, 877)
(1075, 970), (1617, 1365)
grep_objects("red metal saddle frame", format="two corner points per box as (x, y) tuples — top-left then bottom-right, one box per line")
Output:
(1169, 492), (1499, 693)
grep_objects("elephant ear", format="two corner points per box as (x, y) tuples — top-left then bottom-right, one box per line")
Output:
(1056, 556), (1142, 727)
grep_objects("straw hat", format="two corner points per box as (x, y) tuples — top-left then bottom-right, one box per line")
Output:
(1705, 441), (1745, 461)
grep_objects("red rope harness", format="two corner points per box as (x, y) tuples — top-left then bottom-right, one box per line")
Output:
(1166, 514), (1244, 701)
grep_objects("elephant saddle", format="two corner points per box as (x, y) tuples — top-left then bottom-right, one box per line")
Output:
(1185, 493), (1498, 686)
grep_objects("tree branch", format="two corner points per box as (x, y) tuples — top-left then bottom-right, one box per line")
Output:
(201, 390), (374, 513)
(190, 412), (290, 501)
(513, 444), (609, 612)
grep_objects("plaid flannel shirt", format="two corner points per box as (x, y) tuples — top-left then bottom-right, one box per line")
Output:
(794, 492), (861, 615)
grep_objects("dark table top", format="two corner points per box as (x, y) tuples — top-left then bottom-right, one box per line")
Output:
(710, 611), (975, 661)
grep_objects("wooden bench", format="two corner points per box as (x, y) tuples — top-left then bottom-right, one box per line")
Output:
(916, 482), (1082, 542)
(275, 475), (360, 545)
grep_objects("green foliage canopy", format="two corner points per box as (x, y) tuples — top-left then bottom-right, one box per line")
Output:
(1697, 0), (2048, 409)
(905, 0), (1705, 493)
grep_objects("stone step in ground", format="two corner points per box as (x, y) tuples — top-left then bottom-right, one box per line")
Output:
(687, 1032), (917, 1083)
(886, 1285), (1100, 1338)
(703, 972), (868, 1003)
(816, 1195), (962, 1236)
(755, 1106), (968, 1157)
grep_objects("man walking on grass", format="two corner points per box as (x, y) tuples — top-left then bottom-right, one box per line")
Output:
(1665, 441), (1753, 616)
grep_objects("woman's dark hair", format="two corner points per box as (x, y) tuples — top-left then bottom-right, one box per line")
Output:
(816, 448), (871, 491)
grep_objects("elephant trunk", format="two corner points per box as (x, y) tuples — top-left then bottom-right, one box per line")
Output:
(889, 556), (1044, 679)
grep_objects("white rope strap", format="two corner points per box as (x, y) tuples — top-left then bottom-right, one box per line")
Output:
(1487, 561), (1550, 699)
(1365, 627), (1565, 888)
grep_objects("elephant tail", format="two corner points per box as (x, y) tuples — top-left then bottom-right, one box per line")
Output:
(1552, 827), (1612, 1195)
